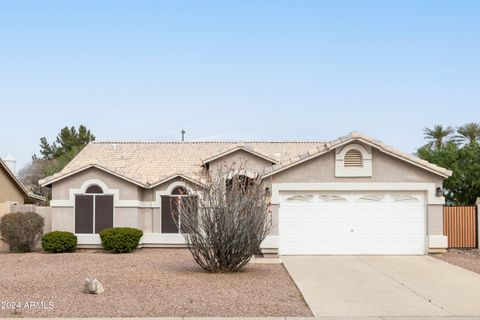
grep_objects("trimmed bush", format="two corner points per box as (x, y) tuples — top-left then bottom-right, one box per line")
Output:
(99, 227), (143, 253)
(42, 231), (77, 253)
(0, 212), (44, 252)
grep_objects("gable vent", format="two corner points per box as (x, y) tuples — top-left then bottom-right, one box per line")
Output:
(344, 149), (363, 167)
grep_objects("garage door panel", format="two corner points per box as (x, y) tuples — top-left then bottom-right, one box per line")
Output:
(282, 227), (333, 241)
(279, 191), (426, 255)
(353, 241), (425, 255)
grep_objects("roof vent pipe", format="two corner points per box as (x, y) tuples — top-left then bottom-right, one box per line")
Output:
(181, 129), (186, 142)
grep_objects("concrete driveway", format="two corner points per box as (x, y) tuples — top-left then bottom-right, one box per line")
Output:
(282, 255), (480, 318)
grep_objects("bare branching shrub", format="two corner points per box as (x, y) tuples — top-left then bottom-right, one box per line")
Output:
(173, 166), (272, 272)
(0, 212), (45, 252)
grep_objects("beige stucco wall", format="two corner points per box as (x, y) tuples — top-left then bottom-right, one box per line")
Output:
(427, 205), (444, 235)
(0, 167), (25, 204)
(271, 149), (443, 187)
(116, 207), (139, 228)
(0, 202), (10, 251)
(270, 204), (280, 235)
(52, 167), (141, 201)
(51, 207), (74, 232)
(138, 208), (154, 233)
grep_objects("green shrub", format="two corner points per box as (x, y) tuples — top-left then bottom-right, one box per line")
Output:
(99, 227), (143, 253)
(0, 212), (44, 252)
(41, 231), (77, 253)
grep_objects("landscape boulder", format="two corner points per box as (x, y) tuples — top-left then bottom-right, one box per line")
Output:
(83, 277), (104, 294)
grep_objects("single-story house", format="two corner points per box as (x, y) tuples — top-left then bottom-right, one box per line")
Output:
(39, 132), (452, 255)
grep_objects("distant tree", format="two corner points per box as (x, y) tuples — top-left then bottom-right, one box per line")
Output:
(423, 125), (454, 149)
(417, 141), (480, 205)
(18, 159), (49, 203)
(38, 125), (95, 160)
(455, 122), (480, 145)
(36, 125), (95, 174)
(19, 125), (95, 202)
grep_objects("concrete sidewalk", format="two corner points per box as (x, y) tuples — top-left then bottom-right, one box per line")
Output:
(283, 255), (480, 317)
(6, 317), (480, 320)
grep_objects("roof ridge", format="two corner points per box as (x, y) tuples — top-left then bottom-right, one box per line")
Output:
(90, 141), (326, 144)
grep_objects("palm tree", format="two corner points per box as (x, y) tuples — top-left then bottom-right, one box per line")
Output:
(423, 125), (454, 148)
(455, 122), (480, 145)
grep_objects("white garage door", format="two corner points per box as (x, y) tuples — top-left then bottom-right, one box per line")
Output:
(279, 191), (426, 255)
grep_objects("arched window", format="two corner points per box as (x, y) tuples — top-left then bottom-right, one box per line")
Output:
(85, 185), (104, 194)
(161, 184), (191, 234)
(171, 186), (188, 196)
(344, 149), (363, 167)
(75, 184), (113, 234)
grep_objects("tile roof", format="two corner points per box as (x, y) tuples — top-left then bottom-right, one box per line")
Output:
(40, 141), (324, 187)
(39, 133), (452, 188)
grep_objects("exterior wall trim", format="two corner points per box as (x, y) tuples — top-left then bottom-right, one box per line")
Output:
(271, 182), (445, 205)
(429, 235), (448, 248)
(75, 233), (278, 248)
(51, 179), (202, 209)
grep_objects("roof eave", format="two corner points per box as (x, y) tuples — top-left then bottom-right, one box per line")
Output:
(39, 164), (147, 188)
(147, 174), (205, 189)
(27, 193), (47, 202)
(202, 146), (278, 165)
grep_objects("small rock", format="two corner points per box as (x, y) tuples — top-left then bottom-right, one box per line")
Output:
(83, 277), (104, 294)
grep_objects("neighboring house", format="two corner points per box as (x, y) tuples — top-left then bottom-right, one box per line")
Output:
(39, 132), (452, 255)
(0, 158), (46, 251)
(0, 158), (45, 211)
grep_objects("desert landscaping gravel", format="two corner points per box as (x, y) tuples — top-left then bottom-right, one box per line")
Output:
(0, 248), (312, 318)
(433, 249), (480, 275)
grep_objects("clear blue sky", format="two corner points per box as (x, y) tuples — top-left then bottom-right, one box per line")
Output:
(1, 0), (479, 170)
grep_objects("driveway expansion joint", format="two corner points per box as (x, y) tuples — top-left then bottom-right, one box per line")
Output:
(356, 256), (455, 316)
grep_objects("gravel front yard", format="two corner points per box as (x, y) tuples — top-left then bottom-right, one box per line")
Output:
(0, 248), (311, 318)
(433, 249), (480, 274)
